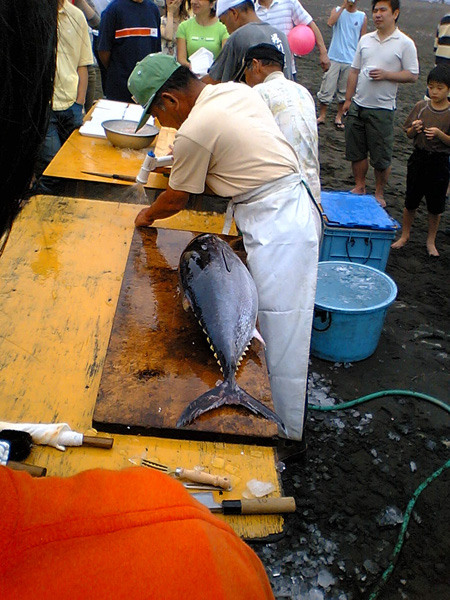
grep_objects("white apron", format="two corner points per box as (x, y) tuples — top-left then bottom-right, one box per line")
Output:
(223, 174), (321, 440)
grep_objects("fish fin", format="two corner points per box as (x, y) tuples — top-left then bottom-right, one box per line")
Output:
(252, 328), (266, 348)
(176, 380), (286, 434)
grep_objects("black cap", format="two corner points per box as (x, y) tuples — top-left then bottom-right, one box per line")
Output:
(244, 43), (285, 67)
(234, 43), (285, 82)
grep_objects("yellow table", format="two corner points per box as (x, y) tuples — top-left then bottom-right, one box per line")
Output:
(0, 195), (282, 540)
(43, 127), (175, 189)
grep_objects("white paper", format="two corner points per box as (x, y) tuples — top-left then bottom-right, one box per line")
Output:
(79, 100), (148, 139)
(189, 47), (214, 77)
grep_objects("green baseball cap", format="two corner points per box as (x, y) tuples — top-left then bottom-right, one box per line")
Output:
(128, 53), (181, 131)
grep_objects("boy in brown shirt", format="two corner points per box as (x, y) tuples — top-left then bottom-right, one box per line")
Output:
(392, 65), (450, 256)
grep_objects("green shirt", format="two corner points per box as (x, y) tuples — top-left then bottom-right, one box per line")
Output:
(176, 18), (228, 60)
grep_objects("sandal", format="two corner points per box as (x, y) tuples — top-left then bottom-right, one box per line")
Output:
(334, 121), (345, 131)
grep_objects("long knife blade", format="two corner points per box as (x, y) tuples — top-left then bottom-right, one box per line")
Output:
(193, 492), (296, 515)
(81, 171), (136, 182)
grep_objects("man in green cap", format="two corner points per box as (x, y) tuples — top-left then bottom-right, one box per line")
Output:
(128, 53), (321, 458)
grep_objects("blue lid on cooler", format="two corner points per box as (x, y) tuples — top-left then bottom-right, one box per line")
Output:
(321, 191), (400, 231)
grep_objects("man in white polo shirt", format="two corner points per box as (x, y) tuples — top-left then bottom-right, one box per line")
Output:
(343, 0), (418, 207)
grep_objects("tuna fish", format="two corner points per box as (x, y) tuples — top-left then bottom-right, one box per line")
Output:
(177, 233), (286, 433)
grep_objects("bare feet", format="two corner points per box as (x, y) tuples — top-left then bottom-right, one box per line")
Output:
(391, 237), (408, 249)
(374, 193), (387, 208)
(350, 186), (366, 195)
(317, 117), (325, 126)
(426, 242), (439, 257)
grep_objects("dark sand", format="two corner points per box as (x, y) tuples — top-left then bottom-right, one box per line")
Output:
(253, 2), (450, 599)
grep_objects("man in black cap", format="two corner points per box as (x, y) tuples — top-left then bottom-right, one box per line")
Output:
(242, 43), (320, 203)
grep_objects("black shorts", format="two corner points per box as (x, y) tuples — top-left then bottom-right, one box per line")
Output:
(405, 148), (449, 215)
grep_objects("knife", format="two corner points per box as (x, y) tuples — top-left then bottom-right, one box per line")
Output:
(193, 493), (296, 515)
(81, 170), (137, 182)
(7, 461), (47, 477)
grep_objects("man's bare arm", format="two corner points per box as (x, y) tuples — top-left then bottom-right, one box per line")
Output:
(369, 69), (419, 83)
(135, 186), (190, 227)
(343, 67), (359, 112)
(76, 65), (89, 105)
(308, 21), (331, 72)
(328, 3), (346, 27)
(98, 50), (111, 69)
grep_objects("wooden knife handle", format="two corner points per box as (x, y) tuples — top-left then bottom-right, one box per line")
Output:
(177, 468), (232, 490)
(82, 435), (114, 449)
(8, 461), (47, 477)
(239, 497), (296, 514)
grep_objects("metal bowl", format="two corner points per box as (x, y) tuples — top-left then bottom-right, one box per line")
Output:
(102, 119), (159, 150)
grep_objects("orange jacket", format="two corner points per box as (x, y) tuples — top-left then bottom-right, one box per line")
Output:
(0, 466), (274, 600)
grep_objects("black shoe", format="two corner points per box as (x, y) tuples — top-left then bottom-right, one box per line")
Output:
(276, 439), (308, 463)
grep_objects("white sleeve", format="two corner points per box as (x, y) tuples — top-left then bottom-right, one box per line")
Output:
(292, 0), (313, 26)
(401, 37), (419, 74)
(351, 38), (363, 70)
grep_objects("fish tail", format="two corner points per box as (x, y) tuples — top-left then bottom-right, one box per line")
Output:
(176, 380), (287, 434)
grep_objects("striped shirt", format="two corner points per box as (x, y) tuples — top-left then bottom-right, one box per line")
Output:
(435, 13), (450, 64)
(255, 0), (312, 72)
(255, 0), (312, 36)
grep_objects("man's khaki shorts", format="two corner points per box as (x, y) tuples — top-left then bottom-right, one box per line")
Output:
(317, 61), (350, 105)
(344, 102), (395, 170)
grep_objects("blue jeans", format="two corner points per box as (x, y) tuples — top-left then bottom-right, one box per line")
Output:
(34, 102), (83, 192)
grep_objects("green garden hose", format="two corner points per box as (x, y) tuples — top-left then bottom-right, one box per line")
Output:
(308, 389), (450, 599)
(309, 389), (450, 415)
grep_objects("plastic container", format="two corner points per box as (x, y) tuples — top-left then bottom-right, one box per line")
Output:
(319, 191), (399, 271)
(311, 261), (398, 362)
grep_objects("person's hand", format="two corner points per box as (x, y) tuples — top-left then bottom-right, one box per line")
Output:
(424, 126), (441, 140)
(411, 119), (424, 134)
(368, 68), (387, 81)
(319, 51), (331, 72)
(342, 99), (351, 114)
(166, 0), (182, 14)
(71, 101), (84, 128)
(135, 208), (155, 228)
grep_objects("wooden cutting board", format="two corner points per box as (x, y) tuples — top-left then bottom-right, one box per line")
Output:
(93, 227), (278, 443)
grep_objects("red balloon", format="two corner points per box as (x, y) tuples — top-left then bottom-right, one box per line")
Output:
(288, 24), (316, 56)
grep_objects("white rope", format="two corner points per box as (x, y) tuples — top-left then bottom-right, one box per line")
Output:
(57, 431), (83, 448)
(0, 422), (83, 451)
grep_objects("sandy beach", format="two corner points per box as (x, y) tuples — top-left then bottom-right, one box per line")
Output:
(253, 2), (450, 598)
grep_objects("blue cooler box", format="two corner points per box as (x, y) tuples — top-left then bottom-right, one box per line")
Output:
(319, 191), (400, 272)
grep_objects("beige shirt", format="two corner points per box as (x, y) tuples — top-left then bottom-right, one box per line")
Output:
(169, 82), (299, 197)
(53, 1), (93, 111)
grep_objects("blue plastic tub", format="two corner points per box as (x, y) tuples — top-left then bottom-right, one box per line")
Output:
(311, 261), (398, 362)
(320, 191), (400, 271)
